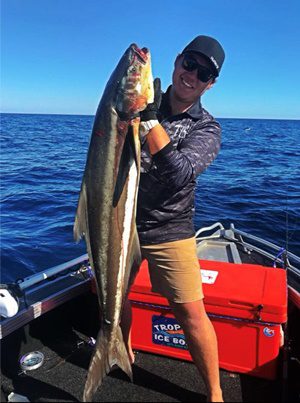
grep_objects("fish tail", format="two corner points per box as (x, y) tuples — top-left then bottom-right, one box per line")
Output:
(83, 325), (132, 402)
(114, 325), (133, 380)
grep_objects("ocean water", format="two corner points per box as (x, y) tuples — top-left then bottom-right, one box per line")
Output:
(1, 113), (299, 283)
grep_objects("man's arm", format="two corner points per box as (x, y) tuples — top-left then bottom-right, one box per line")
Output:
(140, 78), (221, 189)
(151, 119), (221, 189)
(140, 78), (171, 154)
(145, 123), (171, 155)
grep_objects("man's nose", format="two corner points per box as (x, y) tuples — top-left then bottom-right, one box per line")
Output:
(186, 68), (198, 80)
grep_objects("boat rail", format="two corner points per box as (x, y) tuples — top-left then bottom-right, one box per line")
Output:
(17, 253), (89, 291)
(195, 222), (225, 239)
(230, 224), (300, 264)
(0, 254), (92, 339)
(196, 222), (300, 276)
(7, 222), (300, 293)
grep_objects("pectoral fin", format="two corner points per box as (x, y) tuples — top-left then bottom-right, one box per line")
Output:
(74, 182), (87, 242)
(113, 126), (135, 207)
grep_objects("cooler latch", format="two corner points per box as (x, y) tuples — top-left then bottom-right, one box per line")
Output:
(255, 304), (264, 320)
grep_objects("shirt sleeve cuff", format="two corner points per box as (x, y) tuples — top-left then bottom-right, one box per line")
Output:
(152, 141), (174, 160)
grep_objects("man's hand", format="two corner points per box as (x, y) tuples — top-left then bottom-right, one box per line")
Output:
(140, 78), (162, 121)
(140, 78), (161, 139)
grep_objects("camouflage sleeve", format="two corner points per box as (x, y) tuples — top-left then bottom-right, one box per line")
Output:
(152, 119), (221, 189)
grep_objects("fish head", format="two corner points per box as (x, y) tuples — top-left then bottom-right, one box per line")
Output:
(116, 44), (154, 117)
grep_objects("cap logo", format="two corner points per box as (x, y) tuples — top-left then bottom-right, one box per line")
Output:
(210, 56), (219, 70)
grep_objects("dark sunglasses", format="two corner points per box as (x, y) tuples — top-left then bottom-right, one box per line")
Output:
(181, 54), (215, 83)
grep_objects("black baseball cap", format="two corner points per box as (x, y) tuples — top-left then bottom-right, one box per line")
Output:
(181, 35), (225, 77)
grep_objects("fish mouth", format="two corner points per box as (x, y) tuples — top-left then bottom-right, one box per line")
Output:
(131, 44), (149, 64)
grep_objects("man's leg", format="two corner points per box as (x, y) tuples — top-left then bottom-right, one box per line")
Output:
(169, 299), (223, 402)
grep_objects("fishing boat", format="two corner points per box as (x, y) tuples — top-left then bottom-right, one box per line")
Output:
(1, 222), (299, 402)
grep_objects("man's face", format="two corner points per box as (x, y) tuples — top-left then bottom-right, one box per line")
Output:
(172, 52), (215, 104)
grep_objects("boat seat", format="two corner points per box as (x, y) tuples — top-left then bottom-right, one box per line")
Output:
(196, 240), (242, 264)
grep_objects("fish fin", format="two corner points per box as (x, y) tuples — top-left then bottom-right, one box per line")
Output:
(83, 327), (109, 402)
(114, 325), (133, 381)
(131, 117), (141, 172)
(112, 126), (135, 207)
(124, 228), (142, 294)
(132, 228), (142, 267)
(74, 182), (87, 242)
(83, 325), (132, 402)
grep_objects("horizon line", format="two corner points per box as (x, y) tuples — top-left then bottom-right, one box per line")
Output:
(0, 111), (299, 121)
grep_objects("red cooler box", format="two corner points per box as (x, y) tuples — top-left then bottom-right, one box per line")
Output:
(129, 259), (287, 379)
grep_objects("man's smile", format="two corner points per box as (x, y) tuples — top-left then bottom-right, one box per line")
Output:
(181, 76), (194, 89)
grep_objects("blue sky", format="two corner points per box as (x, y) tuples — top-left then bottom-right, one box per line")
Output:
(1, 0), (300, 119)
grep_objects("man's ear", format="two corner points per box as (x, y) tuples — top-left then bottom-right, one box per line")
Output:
(174, 54), (182, 67)
(206, 78), (217, 90)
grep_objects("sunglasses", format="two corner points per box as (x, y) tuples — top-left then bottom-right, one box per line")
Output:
(181, 54), (215, 83)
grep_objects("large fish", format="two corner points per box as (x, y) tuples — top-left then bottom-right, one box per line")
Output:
(74, 44), (154, 401)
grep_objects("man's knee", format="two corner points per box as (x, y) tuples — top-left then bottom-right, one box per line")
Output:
(169, 299), (208, 328)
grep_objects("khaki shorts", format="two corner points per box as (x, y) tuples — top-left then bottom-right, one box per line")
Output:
(141, 237), (203, 303)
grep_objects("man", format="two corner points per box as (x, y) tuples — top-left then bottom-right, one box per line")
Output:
(121, 35), (225, 402)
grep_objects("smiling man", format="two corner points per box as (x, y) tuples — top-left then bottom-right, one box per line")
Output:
(122, 35), (225, 402)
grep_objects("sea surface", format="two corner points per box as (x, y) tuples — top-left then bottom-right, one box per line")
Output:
(1, 113), (299, 283)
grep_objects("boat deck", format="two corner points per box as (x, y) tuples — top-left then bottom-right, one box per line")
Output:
(1, 296), (289, 402)
(1, 338), (282, 402)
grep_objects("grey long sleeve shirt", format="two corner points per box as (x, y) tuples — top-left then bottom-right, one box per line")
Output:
(137, 87), (221, 245)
